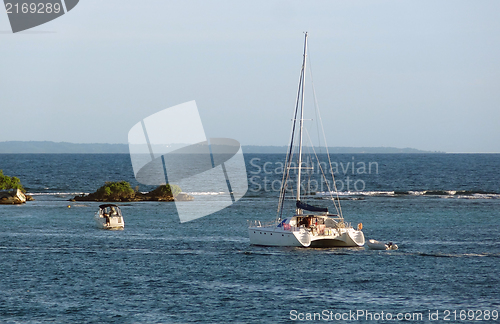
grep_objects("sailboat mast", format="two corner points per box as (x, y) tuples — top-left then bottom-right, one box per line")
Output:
(296, 32), (308, 213)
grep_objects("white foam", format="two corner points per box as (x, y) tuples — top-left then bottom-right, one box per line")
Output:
(447, 193), (500, 199)
(407, 191), (426, 195)
(315, 190), (396, 197)
(185, 191), (227, 196)
(27, 192), (88, 196)
(358, 191), (396, 196)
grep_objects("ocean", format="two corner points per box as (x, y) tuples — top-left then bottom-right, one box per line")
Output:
(0, 153), (499, 323)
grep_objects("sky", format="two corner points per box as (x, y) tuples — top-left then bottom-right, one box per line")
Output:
(0, 0), (499, 153)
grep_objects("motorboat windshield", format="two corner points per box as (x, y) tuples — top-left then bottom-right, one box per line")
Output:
(98, 204), (122, 217)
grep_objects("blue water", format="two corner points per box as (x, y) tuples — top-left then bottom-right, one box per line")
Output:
(0, 154), (499, 323)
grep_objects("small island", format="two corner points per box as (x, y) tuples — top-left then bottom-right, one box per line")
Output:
(71, 181), (193, 202)
(0, 170), (33, 204)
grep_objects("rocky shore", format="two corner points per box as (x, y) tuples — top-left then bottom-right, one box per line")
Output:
(71, 182), (193, 202)
(0, 170), (32, 204)
(0, 189), (34, 205)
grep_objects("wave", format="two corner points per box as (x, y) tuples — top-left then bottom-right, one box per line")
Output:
(315, 191), (395, 197)
(395, 190), (500, 199)
(185, 191), (228, 196)
(315, 190), (500, 199)
(27, 192), (88, 196)
(24, 189), (500, 199)
(28, 191), (227, 196)
(134, 191), (227, 196)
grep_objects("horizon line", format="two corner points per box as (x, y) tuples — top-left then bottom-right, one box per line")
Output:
(0, 140), (499, 153)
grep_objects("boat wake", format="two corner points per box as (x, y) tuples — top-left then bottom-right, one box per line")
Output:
(414, 252), (500, 258)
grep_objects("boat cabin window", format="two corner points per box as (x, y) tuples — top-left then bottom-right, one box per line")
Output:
(297, 216), (313, 228)
(297, 216), (326, 228)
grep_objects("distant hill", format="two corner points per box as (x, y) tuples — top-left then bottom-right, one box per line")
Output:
(242, 145), (441, 154)
(0, 141), (129, 153)
(0, 141), (441, 154)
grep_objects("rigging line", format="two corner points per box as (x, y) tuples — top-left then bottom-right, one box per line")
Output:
(278, 148), (295, 221)
(295, 32), (308, 208)
(279, 72), (303, 215)
(299, 143), (313, 199)
(306, 55), (344, 219)
(277, 64), (305, 222)
(303, 128), (341, 216)
(307, 49), (323, 153)
(278, 143), (297, 221)
(314, 104), (344, 218)
(317, 109), (344, 219)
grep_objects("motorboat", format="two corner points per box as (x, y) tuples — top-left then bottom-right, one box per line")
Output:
(94, 204), (124, 230)
(248, 33), (365, 248)
(366, 239), (398, 250)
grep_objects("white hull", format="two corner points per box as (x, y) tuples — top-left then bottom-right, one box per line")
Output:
(249, 226), (303, 247)
(94, 213), (124, 230)
(366, 239), (397, 250)
(249, 216), (365, 248)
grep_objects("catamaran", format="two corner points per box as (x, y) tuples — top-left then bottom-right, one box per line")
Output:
(248, 33), (365, 248)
